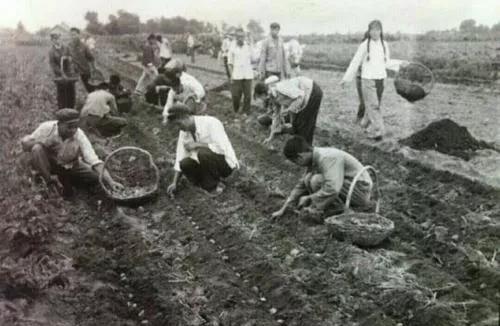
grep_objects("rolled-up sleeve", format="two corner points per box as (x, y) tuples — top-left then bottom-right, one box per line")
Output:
(76, 129), (102, 167)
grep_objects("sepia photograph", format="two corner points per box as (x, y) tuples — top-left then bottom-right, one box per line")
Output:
(0, 0), (499, 325)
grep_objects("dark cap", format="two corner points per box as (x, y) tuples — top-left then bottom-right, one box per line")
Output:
(55, 108), (80, 123)
(270, 22), (280, 29)
(253, 82), (269, 98)
(167, 103), (192, 121)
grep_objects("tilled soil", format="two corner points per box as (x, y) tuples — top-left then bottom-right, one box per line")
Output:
(2, 46), (499, 326)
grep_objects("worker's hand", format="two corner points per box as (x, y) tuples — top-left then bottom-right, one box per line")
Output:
(401, 60), (411, 68)
(271, 208), (286, 218)
(109, 180), (124, 192)
(339, 80), (347, 88)
(298, 195), (312, 209)
(167, 183), (177, 197)
(184, 141), (199, 152)
(162, 117), (168, 126)
(263, 135), (274, 146)
(155, 86), (161, 93)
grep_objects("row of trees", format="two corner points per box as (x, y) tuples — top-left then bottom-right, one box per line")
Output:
(84, 10), (218, 35)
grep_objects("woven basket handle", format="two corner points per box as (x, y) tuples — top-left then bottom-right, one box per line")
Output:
(344, 165), (380, 213)
(99, 146), (160, 198)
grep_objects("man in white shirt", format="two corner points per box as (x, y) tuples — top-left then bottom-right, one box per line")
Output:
(186, 33), (196, 63)
(80, 82), (127, 137)
(162, 71), (207, 123)
(157, 34), (172, 68)
(228, 28), (254, 114)
(166, 104), (239, 195)
(21, 109), (121, 196)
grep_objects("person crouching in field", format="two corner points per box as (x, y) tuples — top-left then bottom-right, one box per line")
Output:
(166, 104), (239, 196)
(134, 34), (160, 97)
(254, 76), (322, 146)
(272, 136), (373, 223)
(162, 68), (207, 123)
(108, 74), (133, 113)
(80, 82), (128, 137)
(21, 109), (122, 197)
(228, 28), (254, 114)
(340, 20), (407, 140)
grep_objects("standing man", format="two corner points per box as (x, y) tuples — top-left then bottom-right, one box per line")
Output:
(220, 32), (234, 80)
(67, 27), (96, 93)
(49, 32), (76, 109)
(21, 109), (122, 196)
(228, 28), (254, 114)
(134, 34), (159, 97)
(157, 34), (172, 68)
(186, 32), (196, 63)
(166, 104), (239, 195)
(272, 136), (373, 221)
(258, 22), (290, 80)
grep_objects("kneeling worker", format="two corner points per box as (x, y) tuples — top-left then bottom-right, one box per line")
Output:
(272, 136), (373, 221)
(21, 109), (122, 196)
(80, 82), (128, 137)
(166, 104), (239, 195)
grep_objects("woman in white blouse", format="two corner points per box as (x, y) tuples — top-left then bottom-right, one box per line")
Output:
(341, 20), (407, 140)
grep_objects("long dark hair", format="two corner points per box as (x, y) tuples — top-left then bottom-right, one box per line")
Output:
(366, 20), (386, 62)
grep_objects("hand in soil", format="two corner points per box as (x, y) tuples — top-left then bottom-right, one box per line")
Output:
(271, 208), (286, 219)
(297, 195), (312, 209)
(167, 183), (177, 197)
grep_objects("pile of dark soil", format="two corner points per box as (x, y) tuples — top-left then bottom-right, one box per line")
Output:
(400, 119), (493, 160)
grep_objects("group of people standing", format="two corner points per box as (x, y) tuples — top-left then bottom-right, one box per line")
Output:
(22, 19), (406, 223)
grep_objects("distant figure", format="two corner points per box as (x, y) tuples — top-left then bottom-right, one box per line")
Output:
(134, 34), (159, 96)
(228, 28), (253, 114)
(162, 71), (207, 122)
(220, 32), (234, 80)
(80, 82), (127, 137)
(21, 109), (122, 197)
(157, 34), (172, 68)
(258, 22), (290, 80)
(166, 104), (239, 195)
(109, 74), (133, 113)
(284, 39), (305, 76)
(272, 136), (374, 221)
(340, 20), (407, 140)
(67, 27), (96, 93)
(186, 33), (196, 63)
(85, 36), (96, 51)
(49, 32), (76, 109)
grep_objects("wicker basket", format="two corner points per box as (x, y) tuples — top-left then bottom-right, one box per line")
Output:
(325, 166), (394, 247)
(99, 146), (160, 204)
(394, 62), (434, 103)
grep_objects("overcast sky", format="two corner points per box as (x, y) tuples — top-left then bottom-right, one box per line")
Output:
(1, 0), (499, 34)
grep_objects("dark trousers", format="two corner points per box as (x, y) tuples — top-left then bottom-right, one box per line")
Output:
(80, 73), (95, 93)
(223, 57), (231, 79)
(293, 82), (322, 145)
(55, 79), (76, 109)
(187, 47), (195, 63)
(82, 115), (128, 137)
(180, 147), (232, 191)
(31, 143), (98, 192)
(231, 79), (252, 113)
(160, 57), (171, 69)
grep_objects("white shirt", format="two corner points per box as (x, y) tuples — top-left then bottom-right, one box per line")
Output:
(22, 120), (102, 167)
(187, 35), (195, 48)
(81, 90), (116, 118)
(228, 42), (254, 80)
(174, 116), (239, 172)
(221, 38), (233, 57)
(342, 39), (402, 82)
(159, 39), (172, 59)
(162, 72), (206, 117)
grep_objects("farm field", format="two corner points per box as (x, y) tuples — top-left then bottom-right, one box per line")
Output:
(1, 45), (500, 326)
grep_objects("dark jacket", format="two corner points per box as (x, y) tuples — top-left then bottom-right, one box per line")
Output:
(49, 45), (70, 77)
(142, 43), (156, 67)
(67, 40), (94, 75)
